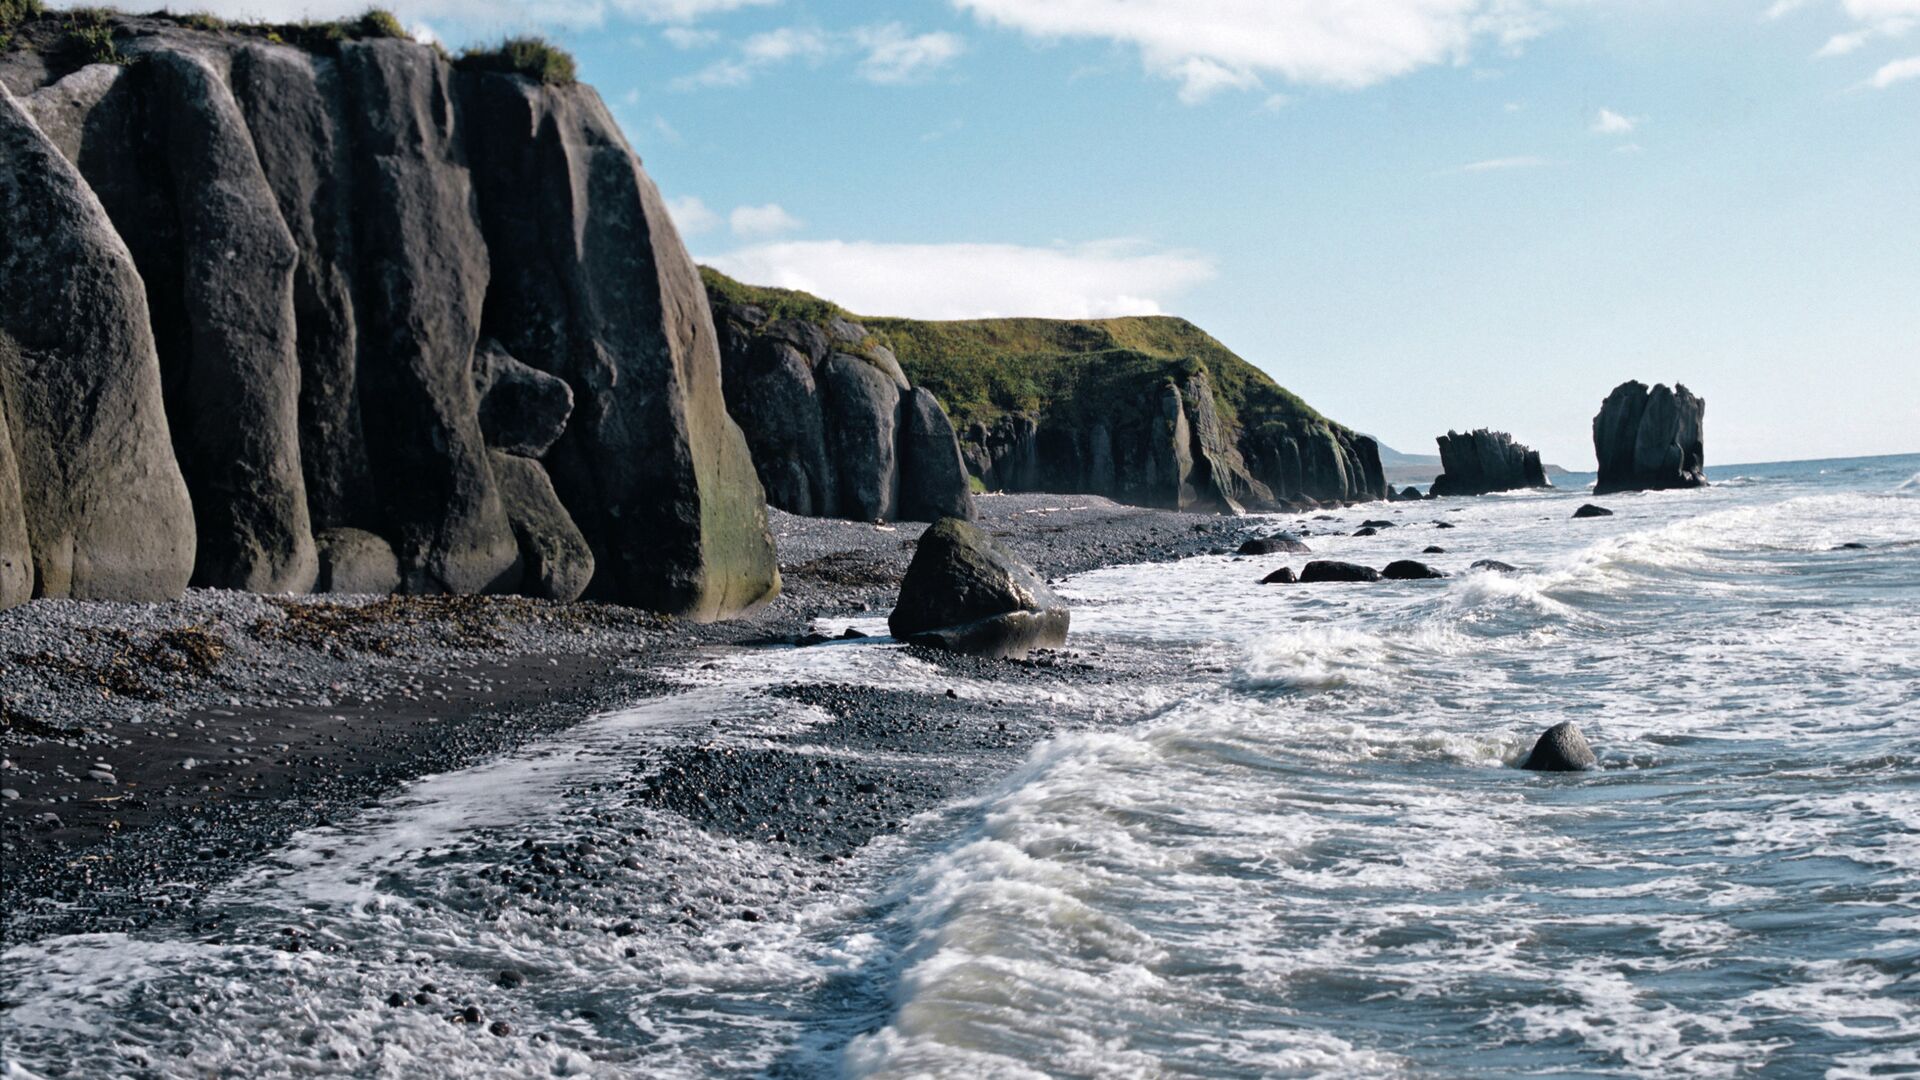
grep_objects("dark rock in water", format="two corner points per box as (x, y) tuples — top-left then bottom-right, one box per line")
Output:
(1423, 545), (1446, 554)
(1300, 560), (1382, 583)
(314, 528), (402, 594)
(1833, 542), (1869, 551)
(1238, 532), (1310, 555)
(1361, 520), (1395, 529)
(839, 626), (868, 639)
(1471, 559), (1520, 574)
(490, 452), (594, 602)
(1592, 380), (1706, 495)
(1260, 566), (1298, 584)
(1521, 721), (1597, 772)
(1382, 560), (1447, 580)
(897, 387), (975, 522)
(888, 517), (1069, 659)
(1428, 429), (1550, 497)
(1, 82), (195, 603)
(1400, 486), (1425, 501)
(1573, 504), (1614, 519)
(1434, 521), (1457, 530)
(472, 339), (573, 458)
(1352, 527), (1378, 537)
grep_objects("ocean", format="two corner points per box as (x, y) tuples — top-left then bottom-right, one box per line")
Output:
(4, 452), (1917, 1078)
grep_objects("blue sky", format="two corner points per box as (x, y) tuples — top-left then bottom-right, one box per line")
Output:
(148, 0), (1919, 467)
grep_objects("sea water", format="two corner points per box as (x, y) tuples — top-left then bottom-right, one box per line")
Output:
(3, 453), (1916, 1078)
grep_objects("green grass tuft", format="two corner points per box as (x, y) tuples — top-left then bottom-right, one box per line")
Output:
(455, 34), (577, 85)
(0, 0), (44, 30)
(63, 21), (121, 64)
(354, 7), (407, 40)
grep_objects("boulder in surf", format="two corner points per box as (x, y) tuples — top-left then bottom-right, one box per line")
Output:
(1521, 721), (1597, 772)
(1299, 560), (1382, 583)
(888, 517), (1069, 660)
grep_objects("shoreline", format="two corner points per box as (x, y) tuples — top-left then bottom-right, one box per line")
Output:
(1, 494), (1262, 946)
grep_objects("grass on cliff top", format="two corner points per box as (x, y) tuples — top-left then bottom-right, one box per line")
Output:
(455, 35), (577, 85)
(5, 5), (414, 52)
(699, 266), (1329, 434)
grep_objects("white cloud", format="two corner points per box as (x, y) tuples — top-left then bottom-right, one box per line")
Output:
(667, 195), (721, 236)
(952, 0), (1566, 100)
(1772, 0), (1920, 55)
(662, 26), (721, 48)
(1870, 52), (1920, 84)
(1457, 155), (1549, 172)
(1591, 107), (1637, 134)
(674, 26), (830, 88)
(614, 0), (778, 23)
(729, 203), (805, 238)
(702, 239), (1215, 320)
(854, 24), (966, 84)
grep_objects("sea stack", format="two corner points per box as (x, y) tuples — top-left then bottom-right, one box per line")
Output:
(1591, 381), (1707, 496)
(1428, 429), (1550, 497)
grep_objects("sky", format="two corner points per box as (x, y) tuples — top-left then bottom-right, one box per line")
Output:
(93, 0), (1920, 468)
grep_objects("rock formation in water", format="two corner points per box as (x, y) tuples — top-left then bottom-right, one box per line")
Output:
(1521, 721), (1596, 772)
(1591, 381), (1706, 496)
(0, 14), (778, 616)
(1428, 429), (1550, 497)
(888, 517), (1069, 660)
(707, 300), (974, 523)
(704, 270), (1387, 515)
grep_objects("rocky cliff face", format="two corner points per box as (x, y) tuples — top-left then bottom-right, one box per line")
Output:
(709, 299), (974, 524)
(1592, 381), (1707, 495)
(0, 16), (779, 617)
(1428, 429), (1550, 497)
(959, 379), (1384, 512)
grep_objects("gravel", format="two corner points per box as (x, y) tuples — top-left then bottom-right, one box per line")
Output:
(0, 494), (1264, 944)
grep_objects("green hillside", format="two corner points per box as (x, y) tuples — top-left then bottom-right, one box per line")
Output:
(700, 268), (1327, 436)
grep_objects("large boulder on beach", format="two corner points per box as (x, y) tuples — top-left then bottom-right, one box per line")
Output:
(1428, 429), (1550, 497)
(1300, 560), (1382, 583)
(1521, 721), (1597, 772)
(0, 83), (196, 602)
(1592, 381), (1706, 495)
(888, 517), (1070, 660)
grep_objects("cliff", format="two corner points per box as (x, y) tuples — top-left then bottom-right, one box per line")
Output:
(703, 271), (1385, 513)
(0, 10), (778, 617)
(1592, 381), (1707, 495)
(1428, 429), (1550, 497)
(705, 283), (974, 524)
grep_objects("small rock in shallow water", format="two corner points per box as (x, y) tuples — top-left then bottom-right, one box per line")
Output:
(496, 970), (525, 989)
(1351, 527), (1378, 537)
(1382, 560), (1447, 580)
(1471, 560), (1520, 574)
(1423, 545), (1446, 554)
(1237, 533), (1310, 555)
(489, 1021), (512, 1037)
(1573, 504), (1614, 519)
(1521, 722), (1596, 771)
(1300, 560), (1381, 583)
(1261, 567), (1297, 584)
(1832, 542), (1868, 550)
